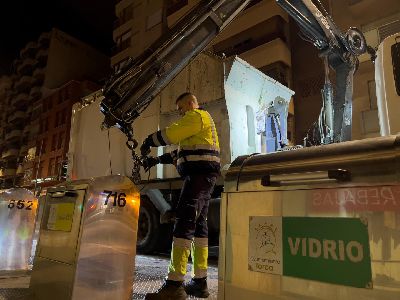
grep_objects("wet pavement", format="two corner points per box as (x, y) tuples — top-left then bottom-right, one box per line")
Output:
(0, 255), (218, 300)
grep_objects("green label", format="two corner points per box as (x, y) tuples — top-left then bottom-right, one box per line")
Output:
(282, 217), (372, 288)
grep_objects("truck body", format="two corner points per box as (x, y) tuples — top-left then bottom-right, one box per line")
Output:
(67, 53), (294, 252)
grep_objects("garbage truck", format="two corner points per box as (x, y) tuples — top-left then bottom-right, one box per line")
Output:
(70, 0), (400, 257)
(67, 52), (295, 253)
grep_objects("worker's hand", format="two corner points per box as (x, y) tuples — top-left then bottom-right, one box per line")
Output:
(142, 156), (160, 172)
(140, 138), (152, 156)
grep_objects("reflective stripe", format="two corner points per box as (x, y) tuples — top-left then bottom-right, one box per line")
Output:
(150, 130), (169, 146)
(179, 144), (219, 151)
(173, 237), (192, 248)
(191, 240), (208, 279)
(167, 237), (191, 281)
(177, 155), (220, 165)
(194, 237), (208, 247)
(160, 129), (170, 145)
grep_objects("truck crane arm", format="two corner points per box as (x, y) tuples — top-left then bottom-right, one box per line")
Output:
(100, 0), (368, 181)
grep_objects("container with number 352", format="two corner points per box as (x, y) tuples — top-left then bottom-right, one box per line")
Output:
(0, 188), (39, 272)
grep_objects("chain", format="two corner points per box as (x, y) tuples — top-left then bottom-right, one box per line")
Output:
(125, 133), (142, 185)
(131, 150), (142, 185)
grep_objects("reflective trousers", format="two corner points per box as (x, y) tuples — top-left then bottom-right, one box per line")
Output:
(167, 173), (217, 281)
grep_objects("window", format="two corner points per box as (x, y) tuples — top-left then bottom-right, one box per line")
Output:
(37, 160), (44, 178)
(244, 0), (262, 11)
(56, 156), (63, 177)
(39, 118), (49, 133)
(42, 138), (47, 154)
(146, 9), (162, 30)
(115, 30), (132, 53)
(259, 62), (289, 87)
(61, 109), (67, 125)
(57, 131), (65, 149)
(36, 138), (47, 155)
(55, 111), (60, 127)
(51, 134), (57, 151)
(48, 158), (56, 176)
(41, 118), (49, 132)
(166, 0), (188, 16)
(47, 98), (53, 110)
(120, 4), (133, 24)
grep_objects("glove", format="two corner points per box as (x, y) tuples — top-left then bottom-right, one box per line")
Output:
(140, 138), (151, 156)
(142, 156), (160, 172)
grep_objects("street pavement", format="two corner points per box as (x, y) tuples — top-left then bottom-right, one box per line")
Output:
(0, 254), (218, 300)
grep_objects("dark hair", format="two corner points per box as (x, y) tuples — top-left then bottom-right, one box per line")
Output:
(176, 92), (194, 103)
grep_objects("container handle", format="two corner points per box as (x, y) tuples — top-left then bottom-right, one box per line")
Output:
(261, 169), (351, 187)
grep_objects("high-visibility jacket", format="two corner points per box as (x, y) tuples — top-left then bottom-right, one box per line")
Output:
(145, 108), (220, 176)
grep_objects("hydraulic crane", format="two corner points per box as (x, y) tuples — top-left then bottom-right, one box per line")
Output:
(100, 0), (368, 183)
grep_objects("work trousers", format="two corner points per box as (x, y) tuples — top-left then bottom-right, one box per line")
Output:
(173, 173), (217, 239)
(167, 173), (216, 281)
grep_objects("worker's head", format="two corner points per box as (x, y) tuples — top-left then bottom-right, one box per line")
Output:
(176, 92), (199, 115)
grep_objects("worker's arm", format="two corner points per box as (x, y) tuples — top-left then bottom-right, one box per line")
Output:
(142, 150), (178, 171)
(140, 111), (202, 155)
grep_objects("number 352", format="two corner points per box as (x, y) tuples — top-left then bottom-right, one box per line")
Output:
(8, 199), (33, 210)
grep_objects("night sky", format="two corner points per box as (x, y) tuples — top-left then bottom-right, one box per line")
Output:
(0, 0), (116, 75)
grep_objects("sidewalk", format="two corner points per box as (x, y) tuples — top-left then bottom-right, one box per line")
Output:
(0, 255), (218, 300)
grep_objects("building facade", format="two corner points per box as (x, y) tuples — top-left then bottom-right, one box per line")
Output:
(112, 0), (400, 145)
(0, 28), (109, 189)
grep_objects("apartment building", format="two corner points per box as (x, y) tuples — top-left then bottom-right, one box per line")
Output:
(0, 28), (109, 189)
(112, 0), (295, 141)
(22, 80), (99, 189)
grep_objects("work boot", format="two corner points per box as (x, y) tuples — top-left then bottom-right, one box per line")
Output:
(184, 277), (210, 298)
(145, 280), (187, 300)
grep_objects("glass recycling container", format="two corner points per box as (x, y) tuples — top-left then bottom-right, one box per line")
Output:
(30, 175), (140, 300)
(219, 135), (400, 300)
(0, 188), (39, 273)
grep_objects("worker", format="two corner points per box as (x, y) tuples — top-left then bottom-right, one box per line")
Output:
(140, 92), (220, 299)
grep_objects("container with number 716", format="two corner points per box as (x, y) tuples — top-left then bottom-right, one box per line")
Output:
(0, 188), (39, 273)
(30, 175), (140, 300)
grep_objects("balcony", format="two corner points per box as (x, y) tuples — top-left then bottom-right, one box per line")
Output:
(20, 41), (39, 59)
(30, 123), (40, 136)
(38, 31), (51, 47)
(36, 49), (49, 67)
(33, 67), (46, 83)
(11, 93), (30, 108)
(0, 77), (11, 96)
(15, 76), (33, 92)
(8, 111), (27, 124)
(0, 168), (17, 178)
(30, 86), (42, 99)
(5, 129), (22, 142)
(240, 38), (292, 69)
(19, 144), (29, 156)
(17, 58), (38, 76)
(2, 148), (19, 160)
(16, 164), (24, 175)
(23, 124), (31, 135)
